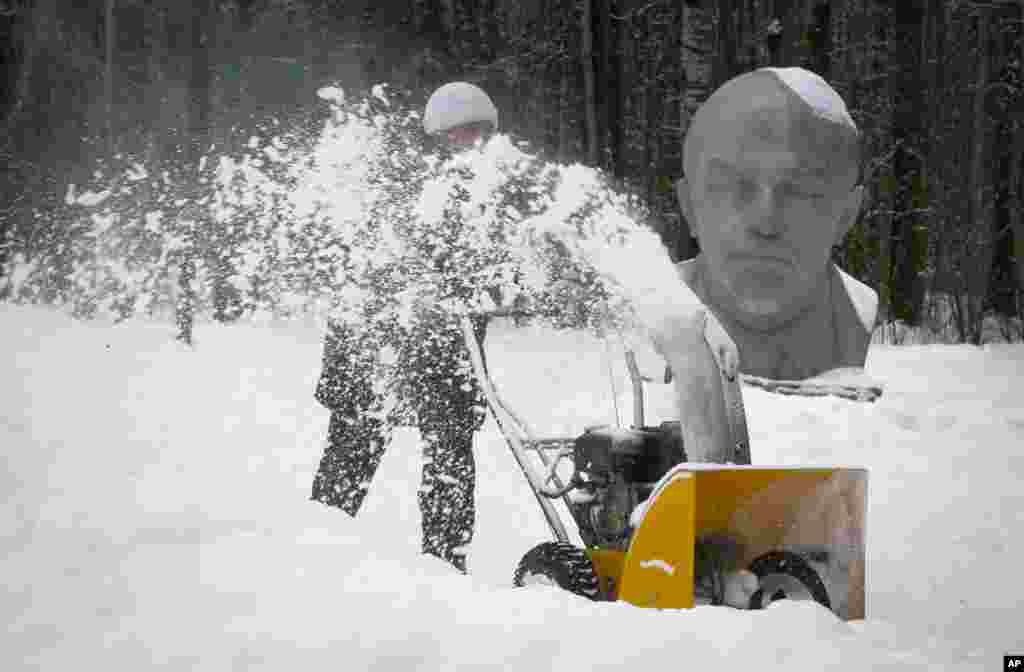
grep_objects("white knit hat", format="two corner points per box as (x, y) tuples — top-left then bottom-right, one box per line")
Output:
(423, 82), (499, 135)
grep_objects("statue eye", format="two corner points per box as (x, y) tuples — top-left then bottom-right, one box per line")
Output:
(735, 178), (757, 200)
(783, 182), (825, 200)
(704, 174), (731, 191)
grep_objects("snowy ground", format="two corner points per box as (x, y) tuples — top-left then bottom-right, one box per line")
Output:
(3, 302), (1022, 670)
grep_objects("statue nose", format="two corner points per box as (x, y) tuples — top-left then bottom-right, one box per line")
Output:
(746, 187), (785, 238)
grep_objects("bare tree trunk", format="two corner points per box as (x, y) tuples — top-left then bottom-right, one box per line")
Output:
(967, 6), (992, 344)
(558, 57), (571, 161)
(643, 38), (655, 205)
(714, 0), (738, 88)
(809, 0), (831, 77)
(582, 0), (599, 166)
(680, 2), (714, 136)
(144, 4), (165, 169)
(1012, 120), (1024, 301)
(209, 1), (243, 324)
(642, 7), (662, 206)
(890, 0), (926, 326)
(593, 0), (618, 174)
(1013, 0), (1024, 304)
(176, 0), (214, 345)
(105, 0), (115, 159)
(877, 170), (894, 326)
(438, 0), (456, 37)
(919, 0), (941, 325)
(871, 4), (894, 325)
(951, 283), (967, 343)
(607, 0), (624, 178)
(677, 1), (714, 260)
(1, 0), (53, 144)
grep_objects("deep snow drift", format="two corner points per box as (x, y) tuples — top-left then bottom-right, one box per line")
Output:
(3, 303), (1023, 670)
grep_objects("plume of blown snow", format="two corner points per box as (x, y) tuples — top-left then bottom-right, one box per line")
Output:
(520, 162), (703, 335)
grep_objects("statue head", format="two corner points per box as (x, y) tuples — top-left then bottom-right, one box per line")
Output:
(677, 67), (864, 330)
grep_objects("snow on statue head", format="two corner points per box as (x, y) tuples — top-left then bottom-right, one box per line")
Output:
(675, 67), (878, 380)
(423, 82), (499, 149)
(684, 67), (860, 192)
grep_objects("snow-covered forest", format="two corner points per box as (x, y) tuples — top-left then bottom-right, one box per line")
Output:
(1, 0), (1023, 342)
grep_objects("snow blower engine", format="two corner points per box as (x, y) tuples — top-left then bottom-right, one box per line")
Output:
(538, 422), (686, 550)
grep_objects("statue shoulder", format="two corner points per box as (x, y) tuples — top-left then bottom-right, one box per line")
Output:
(674, 257), (699, 291)
(834, 265), (878, 332)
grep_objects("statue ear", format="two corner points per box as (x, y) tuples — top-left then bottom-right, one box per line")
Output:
(675, 177), (697, 240)
(834, 184), (865, 246)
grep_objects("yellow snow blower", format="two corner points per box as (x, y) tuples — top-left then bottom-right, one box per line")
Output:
(461, 317), (874, 621)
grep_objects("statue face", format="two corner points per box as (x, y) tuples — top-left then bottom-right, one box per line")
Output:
(681, 76), (861, 328)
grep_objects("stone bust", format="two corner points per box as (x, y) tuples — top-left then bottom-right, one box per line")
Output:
(673, 67), (878, 381)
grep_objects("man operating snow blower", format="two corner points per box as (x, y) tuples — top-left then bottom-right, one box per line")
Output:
(310, 82), (502, 573)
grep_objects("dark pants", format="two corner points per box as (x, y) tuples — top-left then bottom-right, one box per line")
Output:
(310, 312), (487, 571)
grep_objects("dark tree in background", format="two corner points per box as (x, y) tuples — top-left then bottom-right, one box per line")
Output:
(1, 0), (1022, 343)
(887, 0), (927, 327)
(175, 0), (214, 345)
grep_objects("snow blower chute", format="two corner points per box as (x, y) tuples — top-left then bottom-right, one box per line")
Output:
(460, 316), (871, 621)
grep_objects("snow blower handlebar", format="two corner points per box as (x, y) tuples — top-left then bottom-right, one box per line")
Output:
(624, 350), (646, 428)
(458, 315), (572, 543)
(536, 446), (580, 499)
(460, 311), (675, 546)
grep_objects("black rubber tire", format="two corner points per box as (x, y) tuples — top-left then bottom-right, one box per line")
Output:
(747, 550), (831, 611)
(512, 542), (600, 600)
